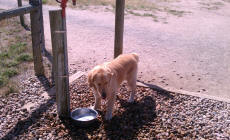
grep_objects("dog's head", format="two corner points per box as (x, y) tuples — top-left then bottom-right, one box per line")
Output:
(88, 66), (113, 99)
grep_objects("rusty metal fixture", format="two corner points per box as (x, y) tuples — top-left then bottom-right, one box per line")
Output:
(56, 0), (76, 17)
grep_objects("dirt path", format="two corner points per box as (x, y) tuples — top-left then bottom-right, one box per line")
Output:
(1, 0), (230, 99)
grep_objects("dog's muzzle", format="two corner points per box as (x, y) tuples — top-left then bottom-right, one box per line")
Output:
(101, 91), (106, 99)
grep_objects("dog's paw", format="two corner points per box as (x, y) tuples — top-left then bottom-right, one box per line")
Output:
(92, 105), (101, 110)
(90, 106), (98, 111)
(105, 113), (112, 120)
(128, 98), (134, 103)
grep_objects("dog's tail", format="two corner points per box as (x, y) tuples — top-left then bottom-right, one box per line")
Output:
(132, 53), (139, 62)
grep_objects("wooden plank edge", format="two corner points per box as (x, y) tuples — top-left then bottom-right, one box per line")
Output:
(41, 71), (85, 99)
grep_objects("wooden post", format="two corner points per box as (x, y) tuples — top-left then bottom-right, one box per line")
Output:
(39, 1), (46, 54)
(49, 10), (70, 118)
(30, 0), (45, 76)
(114, 0), (125, 58)
(17, 0), (25, 27)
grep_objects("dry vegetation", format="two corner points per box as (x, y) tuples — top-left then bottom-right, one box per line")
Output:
(0, 18), (34, 96)
(42, 0), (157, 10)
(0, 16), (53, 97)
(42, 0), (188, 20)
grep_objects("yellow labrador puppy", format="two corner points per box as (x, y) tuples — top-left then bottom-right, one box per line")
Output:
(88, 53), (139, 120)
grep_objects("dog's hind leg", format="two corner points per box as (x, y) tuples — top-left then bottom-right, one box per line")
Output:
(128, 86), (136, 103)
(127, 69), (137, 103)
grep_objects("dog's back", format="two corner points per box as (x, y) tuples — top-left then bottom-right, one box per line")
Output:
(107, 53), (139, 84)
(131, 53), (139, 62)
(116, 53), (139, 62)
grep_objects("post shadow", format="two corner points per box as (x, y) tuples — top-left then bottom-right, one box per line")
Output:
(60, 117), (101, 139)
(1, 75), (54, 140)
(42, 47), (53, 64)
(103, 96), (157, 139)
(1, 98), (55, 140)
(137, 80), (174, 99)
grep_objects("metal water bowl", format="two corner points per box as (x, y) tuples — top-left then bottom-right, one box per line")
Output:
(71, 108), (98, 127)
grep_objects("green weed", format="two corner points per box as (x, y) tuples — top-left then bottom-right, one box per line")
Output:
(0, 42), (32, 88)
(42, 0), (47, 4)
(16, 53), (33, 62)
(2, 68), (18, 78)
(0, 76), (7, 86)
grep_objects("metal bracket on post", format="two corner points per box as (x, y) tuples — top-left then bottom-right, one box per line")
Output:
(56, 0), (76, 17)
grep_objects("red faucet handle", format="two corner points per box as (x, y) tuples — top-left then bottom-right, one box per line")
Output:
(72, 0), (76, 5)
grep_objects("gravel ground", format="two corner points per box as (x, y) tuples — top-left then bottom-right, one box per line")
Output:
(0, 75), (230, 140)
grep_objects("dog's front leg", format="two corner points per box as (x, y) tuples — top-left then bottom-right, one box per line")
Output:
(94, 96), (101, 110)
(93, 90), (101, 110)
(105, 94), (116, 120)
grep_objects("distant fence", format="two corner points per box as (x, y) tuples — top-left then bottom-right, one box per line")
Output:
(0, 0), (45, 76)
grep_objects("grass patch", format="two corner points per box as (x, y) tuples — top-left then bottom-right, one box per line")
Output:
(0, 42), (32, 87)
(127, 10), (142, 16)
(5, 60), (19, 67)
(199, 1), (224, 10)
(167, 9), (185, 17)
(0, 83), (19, 96)
(42, 0), (47, 4)
(2, 68), (18, 78)
(16, 53), (33, 62)
(0, 52), (9, 58)
(126, 10), (159, 21)
(43, 0), (157, 11)
(0, 18), (33, 96)
(0, 76), (7, 87)
(41, 0), (188, 21)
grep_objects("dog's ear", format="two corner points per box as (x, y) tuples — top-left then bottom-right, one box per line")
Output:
(88, 71), (94, 87)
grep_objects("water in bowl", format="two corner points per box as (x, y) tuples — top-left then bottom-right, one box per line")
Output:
(74, 115), (95, 121)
